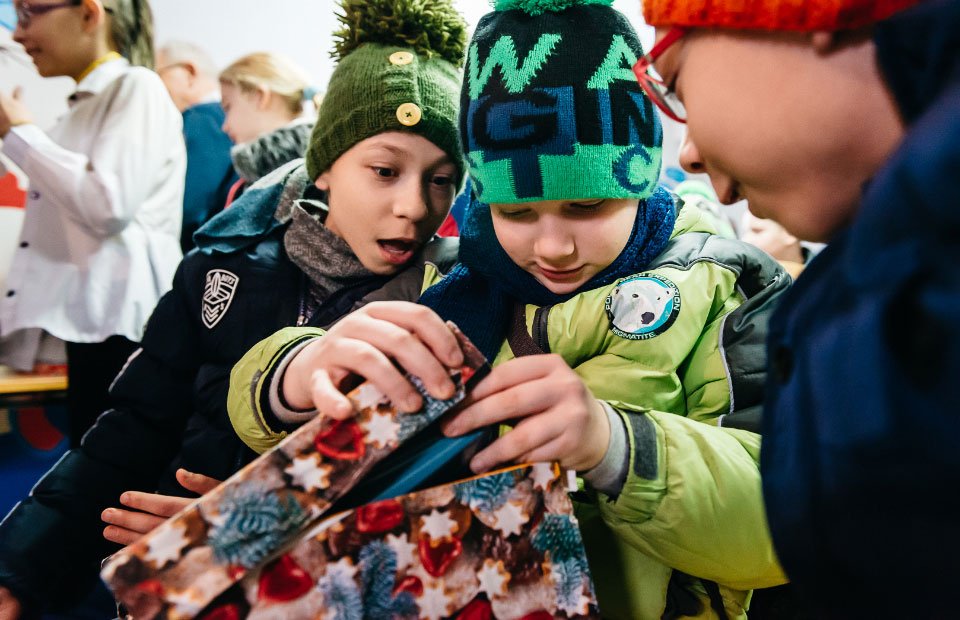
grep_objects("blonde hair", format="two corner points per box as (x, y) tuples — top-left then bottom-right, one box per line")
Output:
(219, 52), (312, 116)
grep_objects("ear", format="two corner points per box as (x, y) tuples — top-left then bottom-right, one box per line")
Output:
(182, 61), (199, 79)
(254, 85), (272, 111)
(315, 173), (330, 192)
(79, 0), (108, 33)
(811, 31), (837, 53)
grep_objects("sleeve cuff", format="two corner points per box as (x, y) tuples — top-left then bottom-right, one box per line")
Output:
(268, 338), (320, 425)
(581, 401), (629, 496)
(1, 124), (47, 167)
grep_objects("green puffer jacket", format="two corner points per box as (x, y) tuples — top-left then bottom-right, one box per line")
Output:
(228, 202), (791, 619)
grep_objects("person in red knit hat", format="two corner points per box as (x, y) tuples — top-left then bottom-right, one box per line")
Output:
(636, 0), (959, 616)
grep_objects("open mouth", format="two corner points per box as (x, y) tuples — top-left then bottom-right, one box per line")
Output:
(377, 239), (417, 265)
(720, 182), (745, 205)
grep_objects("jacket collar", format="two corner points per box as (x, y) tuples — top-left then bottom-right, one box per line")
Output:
(230, 119), (315, 184)
(73, 56), (129, 100)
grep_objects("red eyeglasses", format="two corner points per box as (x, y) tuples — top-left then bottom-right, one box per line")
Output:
(633, 27), (688, 123)
(14, 0), (81, 29)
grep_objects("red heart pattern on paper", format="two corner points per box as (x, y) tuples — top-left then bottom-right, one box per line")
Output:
(313, 419), (366, 461)
(199, 603), (242, 620)
(257, 554), (313, 603)
(456, 597), (493, 620)
(393, 575), (424, 598)
(356, 499), (405, 534)
(419, 535), (463, 577)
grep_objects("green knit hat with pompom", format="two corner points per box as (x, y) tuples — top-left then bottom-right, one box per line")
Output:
(306, 0), (468, 182)
(461, 0), (661, 203)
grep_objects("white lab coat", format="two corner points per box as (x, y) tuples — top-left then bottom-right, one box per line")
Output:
(0, 58), (185, 344)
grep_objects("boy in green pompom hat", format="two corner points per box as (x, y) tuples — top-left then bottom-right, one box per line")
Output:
(230, 1), (791, 618)
(306, 0), (467, 184)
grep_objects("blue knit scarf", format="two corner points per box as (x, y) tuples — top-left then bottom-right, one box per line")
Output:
(420, 186), (677, 363)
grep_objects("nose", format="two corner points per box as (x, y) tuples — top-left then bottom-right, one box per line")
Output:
(678, 130), (706, 174)
(392, 177), (430, 222)
(13, 21), (27, 43)
(533, 216), (576, 263)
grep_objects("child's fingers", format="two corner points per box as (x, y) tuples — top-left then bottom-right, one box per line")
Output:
(176, 469), (221, 495)
(363, 302), (463, 368)
(343, 315), (458, 400)
(468, 413), (563, 473)
(308, 367), (356, 419)
(101, 506), (166, 537)
(117, 491), (191, 519)
(323, 339), (425, 413)
(103, 524), (145, 546)
(442, 373), (556, 437)
(466, 355), (559, 402)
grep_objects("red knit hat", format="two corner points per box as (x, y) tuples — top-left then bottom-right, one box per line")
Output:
(642, 0), (920, 31)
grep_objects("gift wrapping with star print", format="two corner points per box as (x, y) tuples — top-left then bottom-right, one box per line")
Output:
(101, 325), (600, 619)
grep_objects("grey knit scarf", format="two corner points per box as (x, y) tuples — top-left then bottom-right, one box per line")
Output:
(283, 199), (374, 319)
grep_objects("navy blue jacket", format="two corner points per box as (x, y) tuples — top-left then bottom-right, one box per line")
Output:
(180, 102), (236, 252)
(0, 163), (458, 612)
(761, 1), (960, 616)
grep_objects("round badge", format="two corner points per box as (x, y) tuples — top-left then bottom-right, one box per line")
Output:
(604, 274), (681, 340)
(396, 102), (422, 126)
(389, 51), (414, 66)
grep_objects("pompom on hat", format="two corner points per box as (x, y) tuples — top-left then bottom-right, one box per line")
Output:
(306, 0), (467, 182)
(642, 0), (922, 32)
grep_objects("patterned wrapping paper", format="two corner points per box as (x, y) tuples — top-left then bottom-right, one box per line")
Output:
(179, 464), (598, 620)
(102, 326), (490, 619)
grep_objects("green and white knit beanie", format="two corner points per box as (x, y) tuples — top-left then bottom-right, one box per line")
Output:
(461, 0), (662, 203)
(306, 0), (468, 183)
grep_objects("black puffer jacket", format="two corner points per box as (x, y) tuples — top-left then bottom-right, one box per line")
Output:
(0, 162), (458, 612)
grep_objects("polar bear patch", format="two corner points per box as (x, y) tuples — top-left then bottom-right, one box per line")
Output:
(605, 274), (681, 340)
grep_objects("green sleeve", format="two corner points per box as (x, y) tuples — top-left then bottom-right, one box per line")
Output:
(599, 404), (787, 590)
(227, 326), (326, 454)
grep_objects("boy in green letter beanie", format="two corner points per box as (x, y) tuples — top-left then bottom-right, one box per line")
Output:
(462, 0), (661, 203)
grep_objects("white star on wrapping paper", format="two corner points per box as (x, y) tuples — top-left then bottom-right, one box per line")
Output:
(145, 522), (190, 568)
(165, 589), (205, 618)
(420, 509), (458, 540)
(417, 582), (452, 620)
(476, 559), (510, 599)
(351, 382), (388, 410)
(362, 411), (400, 449)
(530, 462), (558, 490)
(492, 500), (528, 537)
(325, 557), (359, 581)
(284, 455), (331, 492)
(386, 533), (417, 572)
(558, 592), (593, 616)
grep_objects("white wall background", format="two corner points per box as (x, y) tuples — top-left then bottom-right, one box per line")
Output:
(2, 1), (686, 185)
(1, 1), (656, 129)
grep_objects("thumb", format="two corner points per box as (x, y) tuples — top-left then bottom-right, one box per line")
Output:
(175, 468), (221, 495)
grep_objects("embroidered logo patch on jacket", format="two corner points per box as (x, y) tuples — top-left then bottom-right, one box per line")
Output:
(202, 269), (239, 329)
(605, 274), (680, 340)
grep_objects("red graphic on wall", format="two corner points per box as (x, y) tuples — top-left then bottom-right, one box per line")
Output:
(0, 173), (25, 208)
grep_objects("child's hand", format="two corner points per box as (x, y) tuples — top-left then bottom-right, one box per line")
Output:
(0, 88), (31, 138)
(0, 586), (21, 620)
(441, 354), (610, 473)
(101, 469), (221, 546)
(282, 301), (464, 419)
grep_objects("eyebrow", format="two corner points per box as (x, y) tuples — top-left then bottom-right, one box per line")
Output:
(365, 143), (454, 168)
